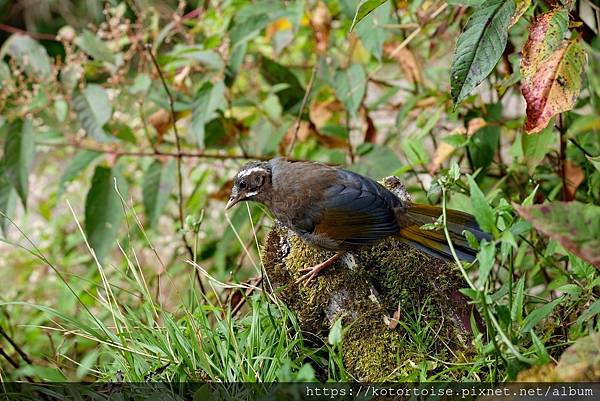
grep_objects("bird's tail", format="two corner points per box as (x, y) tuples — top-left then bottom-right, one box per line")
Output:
(397, 203), (490, 262)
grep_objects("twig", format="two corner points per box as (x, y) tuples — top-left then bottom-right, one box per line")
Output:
(0, 326), (32, 364)
(0, 23), (58, 41)
(556, 114), (567, 201)
(0, 347), (20, 369)
(441, 186), (534, 364)
(569, 138), (593, 158)
(287, 64), (319, 156)
(35, 141), (321, 164)
(145, 44), (206, 296)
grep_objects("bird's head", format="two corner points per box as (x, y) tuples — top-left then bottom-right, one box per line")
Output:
(225, 161), (272, 210)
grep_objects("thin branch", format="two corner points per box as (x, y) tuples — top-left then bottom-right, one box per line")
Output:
(556, 114), (567, 201)
(35, 141), (318, 163)
(145, 44), (206, 296)
(0, 23), (58, 41)
(0, 326), (32, 364)
(569, 138), (593, 158)
(286, 63), (319, 156)
(0, 347), (20, 369)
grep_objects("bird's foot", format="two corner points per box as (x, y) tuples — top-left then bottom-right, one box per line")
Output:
(296, 251), (345, 285)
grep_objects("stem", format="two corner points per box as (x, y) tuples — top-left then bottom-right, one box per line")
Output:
(287, 63), (319, 156)
(146, 44), (206, 296)
(441, 186), (534, 364)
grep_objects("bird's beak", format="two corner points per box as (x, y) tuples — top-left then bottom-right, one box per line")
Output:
(225, 196), (239, 210)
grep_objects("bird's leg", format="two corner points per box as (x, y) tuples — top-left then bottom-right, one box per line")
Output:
(296, 251), (345, 285)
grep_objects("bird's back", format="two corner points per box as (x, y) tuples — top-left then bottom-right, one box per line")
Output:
(267, 159), (405, 250)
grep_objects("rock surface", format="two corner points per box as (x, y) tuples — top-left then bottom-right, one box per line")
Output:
(260, 177), (478, 380)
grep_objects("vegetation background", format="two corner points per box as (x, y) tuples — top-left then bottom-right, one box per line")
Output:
(0, 0), (599, 383)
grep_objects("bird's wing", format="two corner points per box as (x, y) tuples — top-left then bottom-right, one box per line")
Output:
(311, 169), (400, 247)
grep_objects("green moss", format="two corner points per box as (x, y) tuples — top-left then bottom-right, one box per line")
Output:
(261, 225), (477, 380)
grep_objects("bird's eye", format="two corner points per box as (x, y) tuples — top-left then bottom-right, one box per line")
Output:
(239, 180), (247, 189)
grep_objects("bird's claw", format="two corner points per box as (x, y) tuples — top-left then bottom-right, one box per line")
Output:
(296, 266), (322, 285)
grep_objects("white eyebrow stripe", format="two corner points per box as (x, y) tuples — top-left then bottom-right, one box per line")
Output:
(237, 167), (267, 178)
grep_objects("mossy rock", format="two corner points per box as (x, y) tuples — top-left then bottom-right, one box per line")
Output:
(261, 178), (478, 380)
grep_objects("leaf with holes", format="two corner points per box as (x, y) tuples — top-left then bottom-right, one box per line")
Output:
(84, 165), (128, 262)
(509, 0), (531, 27)
(143, 159), (176, 228)
(191, 81), (225, 148)
(450, 0), (515, 105)
(73, 84), (114, 142)
(2, 118), (35, 208)
(521, 8), (586, 134)
(516, 201), (600, 268)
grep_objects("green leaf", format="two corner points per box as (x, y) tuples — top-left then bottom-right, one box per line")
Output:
(0, 34), (51, 78)
(129, 73), (152, 95)
(225, 42), (247, 87)
(467, 175), (495, 234)
(84, 165), (128, 262)
(74, 30), (116, 64)
(588, 155), (600, 173)
(191, 81), (225, 148)
(350, 0), (388, 31)
(0, 165), (16, 235)
(511, 276), (525, 323)
(352, 144), (402, 177)
(555, 283), (582, 297)
(335, 64), (366, 116)
(328, 317), (343, 346)
(58, 150), (102, 197)
(229, 13), (271, 46)
(448, 0), (485, 6)
(521, 125), (555, 173)
(2, 118), (35, 208)
(75, 349), (99, 380)
(169, 47), (224, 71)
(355, 0), (390, 60)
(73, 84), (114, 142)
(576, 299), (600, 327)
(521, 296), (564, 333)
(142, 159), (176, 228)
(450, 0), (515, 105)
(259, 56), (305, 112)
(467, 125), (500, 171)
(516, 202), (600, 268)
(530, 331), (550, 364)
(477, 240), (496, 288)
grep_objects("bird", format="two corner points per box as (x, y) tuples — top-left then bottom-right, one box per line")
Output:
(225, 158), (488, 284)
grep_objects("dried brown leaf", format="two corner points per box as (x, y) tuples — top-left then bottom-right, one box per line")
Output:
(428, 142), (456, 175)
(384, 42), (422, 84)
(564, 160), (584, 201)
